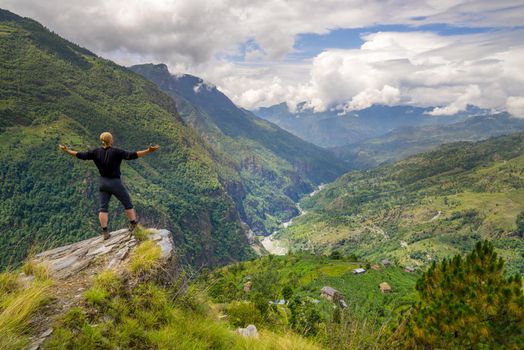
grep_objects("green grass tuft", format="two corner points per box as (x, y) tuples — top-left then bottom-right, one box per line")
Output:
(0, 270), (52, 350)
(129, 240), (162, 275)
(21, 261), (50, 281)
(133, 225), (153, 242)
(84, 287), (109, 306)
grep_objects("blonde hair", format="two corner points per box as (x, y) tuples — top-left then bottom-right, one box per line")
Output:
(100, 132), (113, 148)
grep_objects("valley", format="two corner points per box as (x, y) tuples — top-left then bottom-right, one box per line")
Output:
(129, 64), (346, 236)
(276, 133), (524, 273)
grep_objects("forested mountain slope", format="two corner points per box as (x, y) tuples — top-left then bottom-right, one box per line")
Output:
(332, 113), (524, 169)
(130, 64), (347, 235)
(0, 9), (253, 267)
(276, 133), (524, 272)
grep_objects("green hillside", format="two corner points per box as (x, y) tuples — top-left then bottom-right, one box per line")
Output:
(276, 133), (524, 273)
(130, 64), (347, 235)
(0, 9), (253, 267)
(200, 253), (419, 348)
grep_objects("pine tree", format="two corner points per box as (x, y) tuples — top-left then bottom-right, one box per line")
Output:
(396, 241), (524, 349)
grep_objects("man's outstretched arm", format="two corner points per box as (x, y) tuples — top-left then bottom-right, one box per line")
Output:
(59, 144), (78, 157)
(136, 144), (160, 158)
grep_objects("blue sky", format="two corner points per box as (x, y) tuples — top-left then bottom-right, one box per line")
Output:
(291, 24), (498, 59)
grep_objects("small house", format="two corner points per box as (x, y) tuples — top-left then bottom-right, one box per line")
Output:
(352, 268), (366, 274)
(404, 266), (416, 273)
(379, 282), (392, 293)
(371, 264), (381, 270)
(321, 286), (340, 301)
(381, 259), (392, 267)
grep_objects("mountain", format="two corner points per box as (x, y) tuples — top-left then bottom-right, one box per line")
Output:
(254, 103), (487, 148)
(0, 9), (253, 267)
(275, 133), (524, 273)
(332, 112), (524, 168)
(129, 64), (347, 235)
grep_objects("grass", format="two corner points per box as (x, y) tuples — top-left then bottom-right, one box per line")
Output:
(133, 225), (153, 241)
(129, 240), (162, 275)
(203, 254), (418, 348)
(0, 268), (52, 350)
(21, 260), (50, 281)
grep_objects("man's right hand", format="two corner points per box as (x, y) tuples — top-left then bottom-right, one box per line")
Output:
(59, 144), (68, 151)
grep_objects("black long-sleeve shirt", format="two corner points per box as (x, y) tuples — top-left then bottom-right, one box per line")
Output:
(76, 147), (138, 178)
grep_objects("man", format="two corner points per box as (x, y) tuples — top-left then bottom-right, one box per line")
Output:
(59, 132), (160, 239)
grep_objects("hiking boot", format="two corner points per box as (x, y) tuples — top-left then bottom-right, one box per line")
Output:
(101, 228), (110, 240)
(129, 221), (138, 232)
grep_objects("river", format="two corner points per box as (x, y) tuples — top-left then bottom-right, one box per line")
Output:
(260, 184), (325, 255)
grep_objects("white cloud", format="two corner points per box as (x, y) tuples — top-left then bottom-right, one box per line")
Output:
(260, 30), (524, 115)
(221, 30), (524, 113)
(506, 96), (524, 118)
(1, 1), (524, 112)
(427, 85), (481, 116)
(3, 0), (523, 65)
(341, 85), (401, 114)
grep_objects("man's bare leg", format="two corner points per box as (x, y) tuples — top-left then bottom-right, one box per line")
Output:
(126, 209), (138, 231)
(125, 209), (136, 221)
(99, 212), (110, 239)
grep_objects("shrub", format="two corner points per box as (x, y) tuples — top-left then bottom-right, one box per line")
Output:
(225, 301), (263, 328)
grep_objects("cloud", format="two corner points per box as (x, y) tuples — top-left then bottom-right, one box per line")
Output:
(2, 1), (524, 112)
(223, 30), (524, 113)
(506, 96), (524, 118)
(3, 0), (523, 65)
(427, 85), (481, 116)
(340, 85), (401, 114)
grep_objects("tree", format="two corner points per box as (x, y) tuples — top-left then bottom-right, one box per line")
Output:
(516, 211), (524, 237)
(330, 250), (342, 260)
(396, 241), (523, 349)
(288, 295), (322, 335)
(282, 285), (293, 300)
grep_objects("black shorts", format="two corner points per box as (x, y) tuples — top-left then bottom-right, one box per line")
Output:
(98, 177), (134, 212)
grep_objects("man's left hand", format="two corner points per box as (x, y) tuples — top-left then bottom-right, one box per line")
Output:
(148, 144), (160, 152)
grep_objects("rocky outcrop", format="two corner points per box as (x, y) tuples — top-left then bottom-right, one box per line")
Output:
(27, 228), (175, 350)
(32, 228), (174, 280)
